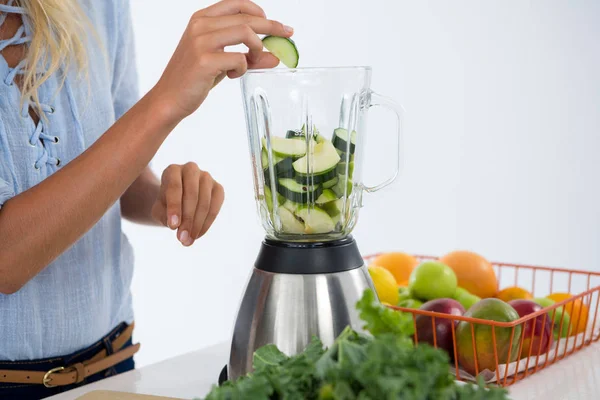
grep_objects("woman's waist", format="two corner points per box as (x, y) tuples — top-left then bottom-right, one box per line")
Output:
(0, 322), (139, 389)
(0, 295), (134, 360)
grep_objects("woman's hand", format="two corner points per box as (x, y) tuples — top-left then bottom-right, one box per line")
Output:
(152, 163), (225, 246)
(151, 0), (293, 124)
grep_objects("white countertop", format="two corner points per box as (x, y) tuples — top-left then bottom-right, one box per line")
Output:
(49, 341), (600, 400)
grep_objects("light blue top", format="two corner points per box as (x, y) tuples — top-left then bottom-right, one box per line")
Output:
(0, 0), (139, 360)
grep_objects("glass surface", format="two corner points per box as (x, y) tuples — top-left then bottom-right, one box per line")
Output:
(241, 67), (402, 242)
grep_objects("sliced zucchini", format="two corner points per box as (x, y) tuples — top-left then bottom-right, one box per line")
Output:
(332, 128), (357, 154)
(277, 207), (305, 233)
(276, 178), (323, 203)
(295, 207), (335, 234)
(294, 167), (337, 185)
(262, 36), (299, 68)
(316, 189), (337, 205)
(292, 140), (341, 175)
(262, 137), (306, 158)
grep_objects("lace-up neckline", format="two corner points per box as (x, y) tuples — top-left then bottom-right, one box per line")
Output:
(0, 0), (60, 169)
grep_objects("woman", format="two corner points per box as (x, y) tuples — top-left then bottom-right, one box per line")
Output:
(0, 0), (292, 397)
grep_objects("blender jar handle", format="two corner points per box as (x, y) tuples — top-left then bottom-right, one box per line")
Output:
(362, 91), (404, 193)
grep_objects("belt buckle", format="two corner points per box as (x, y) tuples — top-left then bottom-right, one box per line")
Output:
(43, 366), (65, 388)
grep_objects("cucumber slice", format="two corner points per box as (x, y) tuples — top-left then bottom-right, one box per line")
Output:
(322, 176), (339, 189)
(336, 161), (354, 178)
(294, 167), (337, 185)
(332, 128), (357, 154)
(286, 130), (304, 140)
(262, 137), (306, 158)
(322, 199), (343, 217)
(295, 207), (335, 234)
(262, 36), (299, 68)
(336, 149), (355, 162)
(292, 140), (341, 175)
(316, 189), (337, 205)
(277, 207), (305, 233)
(276, 178), (323, 203)
(332, 176), (353, 198)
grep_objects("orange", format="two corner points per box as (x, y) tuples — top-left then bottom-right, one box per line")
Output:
(368, 266), (399, 305)
(398, 279), (409, 287)
(547, 293), (589, 335)
(496, 286), (533, 302)
(439, 250), (498, 299)
(370, 252), (419, 285)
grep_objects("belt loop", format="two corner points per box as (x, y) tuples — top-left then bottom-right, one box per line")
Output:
(72, 362), (86, 384)
(103, 337), (114, 356)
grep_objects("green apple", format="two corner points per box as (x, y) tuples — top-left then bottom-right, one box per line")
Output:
(533, 297), (571, 339)
(453, 287), (481, 310)
(409, 261), (457, 301)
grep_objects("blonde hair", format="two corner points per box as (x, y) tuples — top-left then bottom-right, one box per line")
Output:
(16, 0), (92, 116)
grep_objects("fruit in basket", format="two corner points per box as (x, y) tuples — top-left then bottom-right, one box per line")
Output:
(452, 287), (481, 310)
(409, 261), (457, 301)
(397, 298), (423, 309)
(456, 298), (521, 375)
(368, 266), (399, 305)
(415, 299), (465, 358)
(533, 297), (571, 339)
(508, 300), (553, 358)
(439, 250), (498, 299)
(370, 252), (419, 285)
(547, 293), (588, 335)
(497, 286), (533, 302)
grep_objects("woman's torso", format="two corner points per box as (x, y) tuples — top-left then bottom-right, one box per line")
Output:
(0, 0), (138, 360)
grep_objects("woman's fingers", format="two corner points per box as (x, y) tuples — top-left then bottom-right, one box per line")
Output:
(177, 163), (202, 246)
(204, 24), (264, 63)
(189, 173), (215, 241)
(199, 52), (248, 79)
(247, 52), (280, 69)
(196, 182), (225, 239)
(195, 0), (265, 18)
(162, 165), (183, 229)
(198, 14), (292, 37)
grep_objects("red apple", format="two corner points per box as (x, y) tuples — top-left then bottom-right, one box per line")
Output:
(508, 299), (554, 359)
(415, 298), (465, 358)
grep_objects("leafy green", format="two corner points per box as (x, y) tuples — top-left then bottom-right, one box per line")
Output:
(203, 289), (509, 400)
(356, 289), (415, 339)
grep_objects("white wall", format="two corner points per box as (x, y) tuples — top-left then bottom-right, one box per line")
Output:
(124, 0), (600, 367)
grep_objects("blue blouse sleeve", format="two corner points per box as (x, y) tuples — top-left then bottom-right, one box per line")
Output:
(111, 0), (140, 121)
(0, 178), (14, 208)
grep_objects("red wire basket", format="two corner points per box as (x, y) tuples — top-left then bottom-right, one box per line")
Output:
(364, 253), (600, 387)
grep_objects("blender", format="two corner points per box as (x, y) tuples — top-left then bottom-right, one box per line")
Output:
(227, 67), (403, 381)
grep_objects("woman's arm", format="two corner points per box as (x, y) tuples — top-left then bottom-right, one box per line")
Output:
(0, 0), (292, 294)
(121, 167), (161, 226)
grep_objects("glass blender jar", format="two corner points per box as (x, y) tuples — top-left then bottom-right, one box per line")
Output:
(227, 67), (403, 380)
(244, 66), (402, 242)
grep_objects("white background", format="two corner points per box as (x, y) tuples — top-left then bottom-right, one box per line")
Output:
(124, 0), (600, 367)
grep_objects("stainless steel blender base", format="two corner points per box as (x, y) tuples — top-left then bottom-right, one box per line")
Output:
(228, 263), (374, 381)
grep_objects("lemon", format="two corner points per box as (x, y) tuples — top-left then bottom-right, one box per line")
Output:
(368, 266), (399, 305)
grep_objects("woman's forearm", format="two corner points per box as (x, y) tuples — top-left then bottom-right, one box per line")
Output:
(120, 167), (161, 226)
(0, 89), (177, 294)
